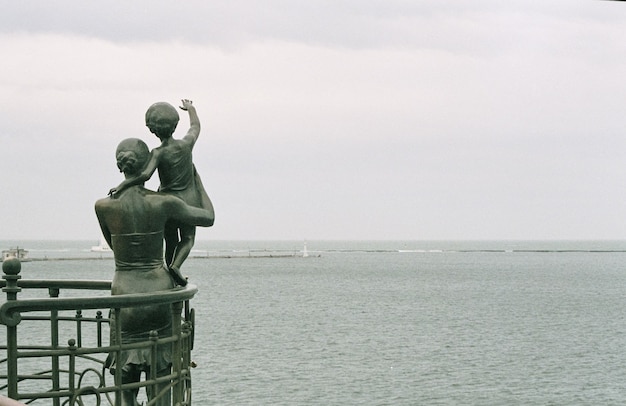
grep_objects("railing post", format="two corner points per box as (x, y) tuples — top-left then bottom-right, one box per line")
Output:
(49, 286), (61, 406)
(113, 308), (122, 406)
(96, 311), (104, 347)
(2, 258), (22, 400)
(181, 321), (193, 404)
(181, 322), (191, 370)
(171, 301), (183, 404)
(149, 330), (159, 402)
(67, 339), (77, 398)
(184, 300), (195, 351)
(75, 310), (83, 347)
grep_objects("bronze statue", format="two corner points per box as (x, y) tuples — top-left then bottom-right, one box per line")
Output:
(95, 138), (214, 406)
(109, 99), (214, 286)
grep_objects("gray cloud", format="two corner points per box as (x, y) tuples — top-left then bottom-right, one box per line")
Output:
(1, 1), (626, 240)
(3, 1), (622, 52)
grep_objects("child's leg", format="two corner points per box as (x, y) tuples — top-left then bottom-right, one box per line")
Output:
(171, 225), (196, 271)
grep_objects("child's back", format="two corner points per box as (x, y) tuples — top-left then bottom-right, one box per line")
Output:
(157, 140), (194, 193)
(154, 138), (207, 208)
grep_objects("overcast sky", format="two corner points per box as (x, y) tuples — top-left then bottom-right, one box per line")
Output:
(1, 1), (625, 241)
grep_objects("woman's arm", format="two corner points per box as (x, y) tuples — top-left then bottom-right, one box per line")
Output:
(166, 195), (215, 227)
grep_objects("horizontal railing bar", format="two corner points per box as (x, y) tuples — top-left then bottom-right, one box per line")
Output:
(1, 345), (109, 352)
(0, 284), (197, 326)
(109, 370), (186, 391)
(0, 279), (112, 290)
(1, 368), (68, 379)
(13, 332), (188, 359)
(4, 327), (190, 352)
(15, 390), (72, 400)
(0, 327), (189, 353)
(13, 374), (54, 380)
(16, 369), (189, 399)
(22, 315), (109, 322)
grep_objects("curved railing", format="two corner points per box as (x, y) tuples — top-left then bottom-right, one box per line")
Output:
(0, 258), (197, 406)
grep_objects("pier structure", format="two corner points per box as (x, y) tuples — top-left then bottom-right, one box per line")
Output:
(0, 257), (197, 405)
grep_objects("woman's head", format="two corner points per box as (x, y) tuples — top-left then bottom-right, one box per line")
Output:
(116, 138), (150, 175)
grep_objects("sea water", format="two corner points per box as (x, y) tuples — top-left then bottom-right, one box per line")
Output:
(2, 240), (626, 405)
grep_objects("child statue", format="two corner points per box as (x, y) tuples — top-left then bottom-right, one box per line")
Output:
(109, 99), (214, 286)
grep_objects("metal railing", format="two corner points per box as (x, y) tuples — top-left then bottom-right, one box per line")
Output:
(0, 258), (196, 406)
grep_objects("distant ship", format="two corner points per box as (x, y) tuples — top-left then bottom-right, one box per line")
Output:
(91, 237), (112, 252)
(2, 247), (31, 262)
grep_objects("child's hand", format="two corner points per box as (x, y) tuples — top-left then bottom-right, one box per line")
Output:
(180, 99), (193, 111)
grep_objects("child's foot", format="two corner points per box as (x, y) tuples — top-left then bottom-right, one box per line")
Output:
(168, 265), (188, 286)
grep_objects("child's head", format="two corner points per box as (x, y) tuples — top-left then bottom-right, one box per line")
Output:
(145, 102), (180, 139)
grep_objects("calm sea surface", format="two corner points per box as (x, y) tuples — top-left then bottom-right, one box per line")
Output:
(2, 240), (626, 405)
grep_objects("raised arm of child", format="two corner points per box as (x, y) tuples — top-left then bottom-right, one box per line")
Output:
(180, 99), (201, 145)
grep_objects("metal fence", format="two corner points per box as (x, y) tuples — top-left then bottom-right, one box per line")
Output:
(0, 258), (197, 406)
